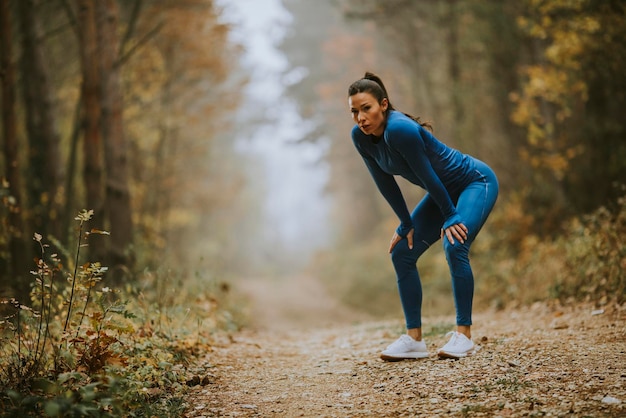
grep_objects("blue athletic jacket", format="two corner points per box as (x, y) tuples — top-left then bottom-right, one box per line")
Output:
(351, 110), (480, 237)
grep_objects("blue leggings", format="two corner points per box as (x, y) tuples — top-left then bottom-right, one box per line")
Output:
(390, 160), (499, 329)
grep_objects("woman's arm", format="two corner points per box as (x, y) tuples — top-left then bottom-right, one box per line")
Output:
(360, 154), (414, 237)
(387, 122), (462, 230)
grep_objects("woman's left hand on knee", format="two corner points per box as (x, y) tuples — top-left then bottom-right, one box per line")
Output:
(441, 223), (468, 245)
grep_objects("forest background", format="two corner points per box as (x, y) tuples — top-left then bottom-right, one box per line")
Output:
(0, 0), (624, 416)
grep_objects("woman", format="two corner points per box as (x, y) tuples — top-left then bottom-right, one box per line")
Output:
(348, 72), (499, 360)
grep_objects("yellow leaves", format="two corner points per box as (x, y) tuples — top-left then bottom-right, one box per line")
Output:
(527, 121), (547, 147)
(542, 153), (569, 180)
(510, 0), (604, 179)
(518, 1), (600, 68)
(105, 321), (136, 335)
(545, 17), (599, 68)
(523, 65), (584, 102)
(516, 15), (547, 39)
(580, 15), (601, 33)
(546, 32), (583, 68)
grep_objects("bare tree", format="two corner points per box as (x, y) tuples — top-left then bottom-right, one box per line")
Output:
(96, 0), (134, 276)
(1, 0), (30, 298)
(17, 0), (64, 240)
(75, 0), (106, 260)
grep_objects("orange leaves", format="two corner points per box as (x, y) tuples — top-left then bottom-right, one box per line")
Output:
(73, 330), (128, 373)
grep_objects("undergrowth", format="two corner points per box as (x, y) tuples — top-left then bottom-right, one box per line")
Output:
(553, 194), (625, 304)
(0, 210), (238, 417)
(475, 192), (626, 309)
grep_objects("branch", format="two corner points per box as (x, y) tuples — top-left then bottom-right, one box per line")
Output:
(58, 0), (78, 37)
(115, 20), (164, 68)
(41, 21), (73, 41)
(119, 0), (143, 58)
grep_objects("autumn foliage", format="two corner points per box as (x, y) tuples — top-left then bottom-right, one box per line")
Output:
(0, 0), (241, 298)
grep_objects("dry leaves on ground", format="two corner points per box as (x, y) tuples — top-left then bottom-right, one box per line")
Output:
(185, 301), (625, 417)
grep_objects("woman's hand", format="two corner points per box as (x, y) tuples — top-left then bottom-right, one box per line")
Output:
(389, 228), (414, 253)
(441, 223), (468, 245)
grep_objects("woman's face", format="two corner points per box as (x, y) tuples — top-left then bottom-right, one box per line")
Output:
(349, 92), (388, 137)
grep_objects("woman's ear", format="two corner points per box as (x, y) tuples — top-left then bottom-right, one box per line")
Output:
(381, 98), (389, 112)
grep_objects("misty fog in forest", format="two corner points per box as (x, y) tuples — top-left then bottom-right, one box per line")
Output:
(217, 0), (331, 273)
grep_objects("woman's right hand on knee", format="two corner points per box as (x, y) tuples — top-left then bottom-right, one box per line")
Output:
(389, 228), (414, 253)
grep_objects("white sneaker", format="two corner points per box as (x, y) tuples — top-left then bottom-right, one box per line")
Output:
(437, 331), (475, 359)
(380, 334), (429, 361)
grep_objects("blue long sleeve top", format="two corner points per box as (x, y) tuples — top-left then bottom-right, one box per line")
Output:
(352, 110), (480, 237)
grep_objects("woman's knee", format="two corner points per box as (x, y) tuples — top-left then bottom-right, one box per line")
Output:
(391, 240), (428, 266)
(443, 239), (469, 262)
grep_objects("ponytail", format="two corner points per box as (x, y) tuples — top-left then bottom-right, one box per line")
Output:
(362, 72), (390, 102)
(348, 72), (432, 131)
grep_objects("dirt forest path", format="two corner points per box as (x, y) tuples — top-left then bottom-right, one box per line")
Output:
(185, 275), (625, 417)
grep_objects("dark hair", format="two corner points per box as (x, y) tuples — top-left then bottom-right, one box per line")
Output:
(348, 72), (432, 131)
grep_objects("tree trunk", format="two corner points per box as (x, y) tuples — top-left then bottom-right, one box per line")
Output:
(62, 94), (83, 246)
(1, 0), (30, 299)
(17, 0), (64, 240)
(96, 0), (134, 278)
(76, 0), (105, 261)
(446, 0), (463, 145)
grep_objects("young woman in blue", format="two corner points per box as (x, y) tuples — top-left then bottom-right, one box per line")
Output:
(348, 72), (499, 360)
